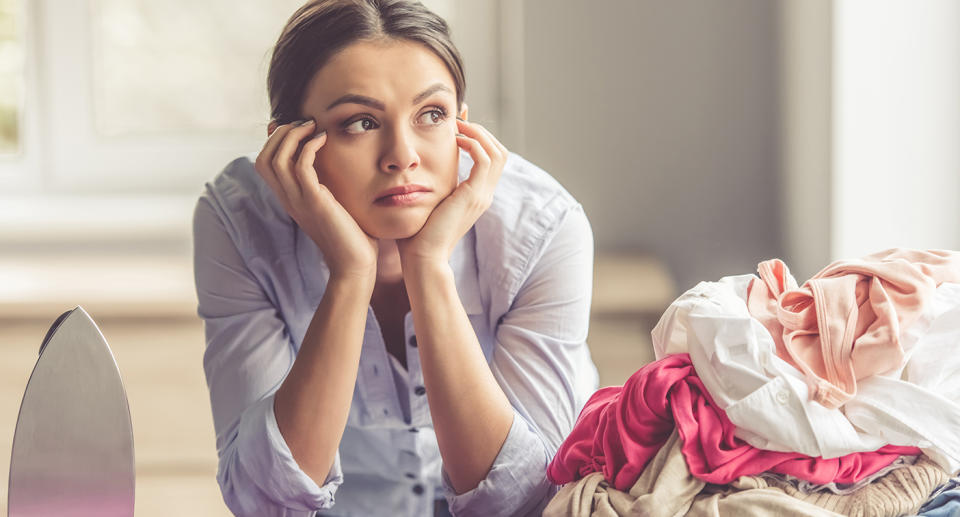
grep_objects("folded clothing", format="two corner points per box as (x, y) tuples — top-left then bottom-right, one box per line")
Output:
(908, 477), (960, 517)
(757, 455), (919, 495)
(739, 455), (947, 517)
(547, 353), (919, 491)
(544, 429), (843, 517)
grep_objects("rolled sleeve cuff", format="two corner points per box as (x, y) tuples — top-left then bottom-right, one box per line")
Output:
(442, 411), (555, 517)
(235, 394), (343, 511)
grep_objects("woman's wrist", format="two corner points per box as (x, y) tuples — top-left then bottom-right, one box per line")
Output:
(327, 268), (377, 295)
(400, 255), (453, 283)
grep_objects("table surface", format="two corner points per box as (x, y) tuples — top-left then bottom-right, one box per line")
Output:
(0, 252), (672, 515)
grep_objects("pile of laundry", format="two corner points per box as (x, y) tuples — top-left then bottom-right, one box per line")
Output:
(546, 249), (960, 517)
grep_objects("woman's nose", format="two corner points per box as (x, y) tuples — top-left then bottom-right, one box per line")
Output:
(380, 127), (420, 174)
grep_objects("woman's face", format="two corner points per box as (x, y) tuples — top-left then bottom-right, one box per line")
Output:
(299, 39), (464, 240)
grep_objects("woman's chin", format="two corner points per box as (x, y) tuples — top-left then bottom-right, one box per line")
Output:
(363, 213), (429, 240)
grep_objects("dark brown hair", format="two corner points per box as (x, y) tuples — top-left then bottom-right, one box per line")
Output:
(267, 0), (465, 125)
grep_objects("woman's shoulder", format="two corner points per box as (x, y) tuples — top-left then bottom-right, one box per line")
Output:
(195, 153), (294, 256)
(491, 150), (579, 215)
(468, 149), (589, 294)
(466, 149), (581, 234)
(201, 152), (284, 215)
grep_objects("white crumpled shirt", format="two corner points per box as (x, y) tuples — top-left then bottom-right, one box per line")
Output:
(652, 274), (960, 475)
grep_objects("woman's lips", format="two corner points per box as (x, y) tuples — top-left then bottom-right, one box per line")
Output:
(374, 184), (432, 207)
(375, 191), (429, 206)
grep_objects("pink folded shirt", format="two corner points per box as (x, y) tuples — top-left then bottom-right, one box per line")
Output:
(747, 248), (960, 408)
(546, 354), (919, 491)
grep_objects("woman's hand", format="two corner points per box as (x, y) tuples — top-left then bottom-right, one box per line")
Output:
(397, 118), (507, 268)
(254, 119), (378, 281)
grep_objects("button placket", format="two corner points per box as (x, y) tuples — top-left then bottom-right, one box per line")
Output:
(405, 313), (431, 427)
(353, 310), (377, 416)
(366, 306), (402, 422)
(397, 446), (423, 496)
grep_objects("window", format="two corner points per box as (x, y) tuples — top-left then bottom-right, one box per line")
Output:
(40, 0), (310, 193)
(3, 0), (455, 195)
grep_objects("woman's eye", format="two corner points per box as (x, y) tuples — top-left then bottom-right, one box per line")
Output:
(344, 117), (378, 134)
(342, 108), (446, 134)
(419, 108), (447, 126)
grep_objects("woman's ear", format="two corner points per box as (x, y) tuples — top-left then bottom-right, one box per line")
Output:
(458, 103), (468, 122)
(267, 120), (279, 137)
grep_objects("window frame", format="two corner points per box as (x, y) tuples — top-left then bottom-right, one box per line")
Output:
(41, 0), (267, 194)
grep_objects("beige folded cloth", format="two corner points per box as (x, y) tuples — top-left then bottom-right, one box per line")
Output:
(687, 485), (844, 517)
(543, 429), (841, 517)
(735, 455), (948, 517)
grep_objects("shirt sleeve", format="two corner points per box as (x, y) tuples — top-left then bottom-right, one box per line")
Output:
(443, 206), (599, 517)
(193, 194), (343, 516)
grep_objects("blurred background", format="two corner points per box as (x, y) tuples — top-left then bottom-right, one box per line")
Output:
(1, 0), (958, 514)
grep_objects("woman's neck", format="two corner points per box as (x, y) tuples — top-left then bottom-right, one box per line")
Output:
(372, 239), (409, 314)
(375, 239), (404, 286)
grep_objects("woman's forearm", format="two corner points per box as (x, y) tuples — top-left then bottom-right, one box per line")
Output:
(403, 259), (514, 494)
(273, 274), (374, 486)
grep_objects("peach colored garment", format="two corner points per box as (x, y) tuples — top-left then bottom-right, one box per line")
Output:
(747, 248), (960, 409)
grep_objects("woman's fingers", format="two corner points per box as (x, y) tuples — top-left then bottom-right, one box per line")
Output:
(455, 119), (507, 209)
(455, 120), (490, 186)
(471, 123), (507, 186)
(454, 134), (488, 178)
(295, 130), (328, 198)
(459, 119), (506, 160)
(259, 121), (291, 165)
(469, 120), (508, 158)
(255, 123), (297, 208)
(271, 119), (317, 199)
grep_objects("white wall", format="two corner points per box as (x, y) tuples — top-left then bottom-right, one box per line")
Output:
(833, 0), (960, 259)
(781, 0), (960, 279)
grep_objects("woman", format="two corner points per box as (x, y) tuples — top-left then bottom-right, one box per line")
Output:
(192, 1), (598, 515)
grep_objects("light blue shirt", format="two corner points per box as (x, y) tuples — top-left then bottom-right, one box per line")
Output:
(192, 149), (599, 516)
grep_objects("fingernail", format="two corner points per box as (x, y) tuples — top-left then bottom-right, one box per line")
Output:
(312, 130), (327, 140)
(456, 117), (465, 122)
(298, 119), (315, 127)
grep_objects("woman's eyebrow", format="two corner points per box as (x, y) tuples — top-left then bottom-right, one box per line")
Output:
(326, 83), (453, 111)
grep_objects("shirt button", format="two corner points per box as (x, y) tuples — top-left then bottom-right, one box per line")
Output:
(405, 472), (416, 479)
(409, 335), (418, 347)
(776, 390), (790, 405)
(414, 386), (426, 396)
(412, 483), (425, 495)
